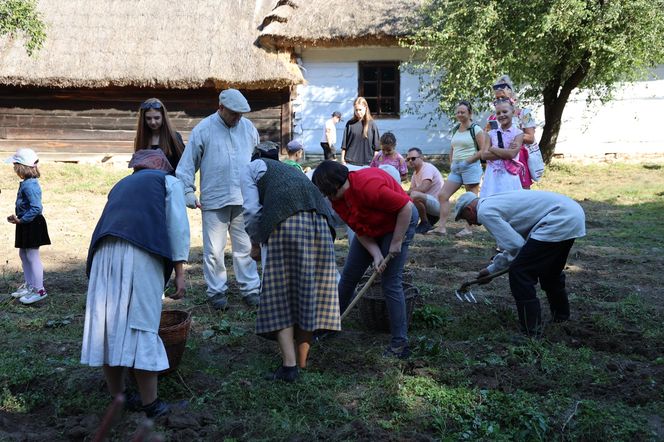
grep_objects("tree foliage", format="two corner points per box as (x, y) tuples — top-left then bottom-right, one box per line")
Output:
(0, 0), (45, 56)
(403, 0), (664, 160)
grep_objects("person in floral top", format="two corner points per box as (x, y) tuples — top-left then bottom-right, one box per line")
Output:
(369, 132), (408, 181)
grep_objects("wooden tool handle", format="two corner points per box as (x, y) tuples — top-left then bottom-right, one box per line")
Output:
(458, 267), (510, 292)
(341, 254), (393, 321)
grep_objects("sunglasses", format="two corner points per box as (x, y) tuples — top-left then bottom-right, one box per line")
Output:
(406, 156), (419, 162)
(492, 84), (512, 91)
(140, 101), (163, 110)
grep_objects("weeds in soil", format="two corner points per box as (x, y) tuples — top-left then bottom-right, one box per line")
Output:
(0, 162), (663, 440)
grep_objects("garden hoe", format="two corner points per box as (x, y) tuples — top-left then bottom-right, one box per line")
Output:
(340, 254), (392, 321)
(455, 267), (510, 303)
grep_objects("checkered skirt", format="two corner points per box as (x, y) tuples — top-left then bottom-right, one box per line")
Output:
(256, 210), (341, 337)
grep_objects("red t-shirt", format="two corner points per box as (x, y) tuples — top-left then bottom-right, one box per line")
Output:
(332, 168), (411, 237)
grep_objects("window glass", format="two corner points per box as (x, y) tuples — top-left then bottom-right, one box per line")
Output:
(358, 62), (400, 117)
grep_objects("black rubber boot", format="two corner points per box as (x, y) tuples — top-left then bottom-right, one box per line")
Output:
(545, 290), (570, 322)
(516, 299), (542, 337)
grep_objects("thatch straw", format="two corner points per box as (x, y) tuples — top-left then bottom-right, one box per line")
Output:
(258, 0), (424, 49)
(0, 0), (303, 89)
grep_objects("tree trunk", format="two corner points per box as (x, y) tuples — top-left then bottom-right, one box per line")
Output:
(539, 95), (567, 163)
(538, 51), (592, 163)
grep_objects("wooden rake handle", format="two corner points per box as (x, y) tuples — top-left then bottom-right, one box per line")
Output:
(340, 254), (393, 322)
(457, 267), (510, 293)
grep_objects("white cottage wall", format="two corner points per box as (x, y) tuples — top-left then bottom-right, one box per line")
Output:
(548, 66), (664, 159)
(294, 47), (664, 159)
(294, 47), (452, 156)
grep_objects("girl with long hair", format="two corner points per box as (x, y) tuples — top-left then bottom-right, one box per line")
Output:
(340, 97), (380, 166)
(134, 98), (185, 170)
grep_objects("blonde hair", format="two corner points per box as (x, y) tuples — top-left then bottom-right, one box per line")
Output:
(133, 98), (184, 160)
(353, 96), (374, 138)
(14, 163), (40, 179)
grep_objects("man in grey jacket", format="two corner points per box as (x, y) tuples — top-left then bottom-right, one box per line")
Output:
(176, 89), (261, 310)
(455, 190), (586, 335)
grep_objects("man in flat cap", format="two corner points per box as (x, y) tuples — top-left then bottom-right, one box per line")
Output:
(454, 190), (586, 336)
(176, 88), (261, 310)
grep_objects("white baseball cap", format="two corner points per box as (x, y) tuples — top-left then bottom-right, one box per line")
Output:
(5, 148), (39, 167)
(218, 89), (251, 113)
(454, 191), (479, 221)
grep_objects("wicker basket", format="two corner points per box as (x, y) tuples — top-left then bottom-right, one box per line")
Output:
(158, 310), (192, 375)
(358, 281), (419, 332)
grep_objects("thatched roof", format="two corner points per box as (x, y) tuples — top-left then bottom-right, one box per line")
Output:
(0, 0), (303, 90)
(258, 0), (424, 49)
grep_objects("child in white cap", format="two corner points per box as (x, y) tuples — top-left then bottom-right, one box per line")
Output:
(5, 148), (51, 304)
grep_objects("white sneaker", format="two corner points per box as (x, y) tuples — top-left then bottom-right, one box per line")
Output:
(11, 283), (32, 298)
(20, 289), (48, 305)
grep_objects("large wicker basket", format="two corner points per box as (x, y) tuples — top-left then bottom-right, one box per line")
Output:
(158, 310), (192, 375)
(358, 280), (419, 332)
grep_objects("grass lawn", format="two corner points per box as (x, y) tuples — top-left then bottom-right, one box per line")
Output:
(0, 160), (663, 441)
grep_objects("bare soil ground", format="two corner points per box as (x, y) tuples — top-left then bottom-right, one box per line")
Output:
(0, 161), (663, 441)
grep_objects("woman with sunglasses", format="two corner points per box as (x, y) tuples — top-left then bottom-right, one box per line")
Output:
(485, 75), (538, 188)
(340, 97), (380, 166)
(134, 98), (185, 171)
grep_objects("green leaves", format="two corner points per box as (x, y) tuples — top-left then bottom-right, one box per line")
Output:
(402, 0), (664, 158)
(0, 0), (46, 55)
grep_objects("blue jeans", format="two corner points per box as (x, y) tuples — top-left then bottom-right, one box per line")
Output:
(338, 205), (418, 348)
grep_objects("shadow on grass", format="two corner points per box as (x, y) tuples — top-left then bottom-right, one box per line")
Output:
(0, 195), (663, 440)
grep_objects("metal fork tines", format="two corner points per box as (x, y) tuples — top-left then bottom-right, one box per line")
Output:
(455, 289), (477, 303)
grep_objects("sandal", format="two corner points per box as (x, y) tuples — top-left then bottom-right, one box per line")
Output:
(455, 228), (473, 238)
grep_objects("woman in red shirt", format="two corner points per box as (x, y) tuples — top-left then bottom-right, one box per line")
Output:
(312, 160), (418, 358)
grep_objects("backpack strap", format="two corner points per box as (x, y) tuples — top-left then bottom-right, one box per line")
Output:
(468, 123), (480, 151)
(451, 122), (461, 136)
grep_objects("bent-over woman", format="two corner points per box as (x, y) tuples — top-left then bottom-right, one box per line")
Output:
(81, 149), (189, 418)
(312, 161), (417, 359)
(241, 144), (340, 382)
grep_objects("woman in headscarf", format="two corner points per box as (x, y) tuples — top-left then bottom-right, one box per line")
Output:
(80, 149), (190, 418)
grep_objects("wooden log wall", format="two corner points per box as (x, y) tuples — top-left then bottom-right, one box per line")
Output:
(0, 85), (291, 161)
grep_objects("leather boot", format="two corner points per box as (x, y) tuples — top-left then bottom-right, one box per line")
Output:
(545, 290), (570, 322)
(516, 299), (542, 337)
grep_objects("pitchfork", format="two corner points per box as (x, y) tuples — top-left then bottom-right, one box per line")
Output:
(455, 267), (510, 303)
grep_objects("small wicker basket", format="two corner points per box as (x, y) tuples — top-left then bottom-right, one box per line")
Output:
(158, 310), (192, 375)
(358, 281), (419, 332)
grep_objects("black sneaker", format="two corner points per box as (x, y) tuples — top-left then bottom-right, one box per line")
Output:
(142, 398), (171, 418)
(383, 345), (411, 360)
(208, 293), (228, 310)
(242, 292), (260, 308)
(415, 222), (433, 234)
(265, 365), (299, 382)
